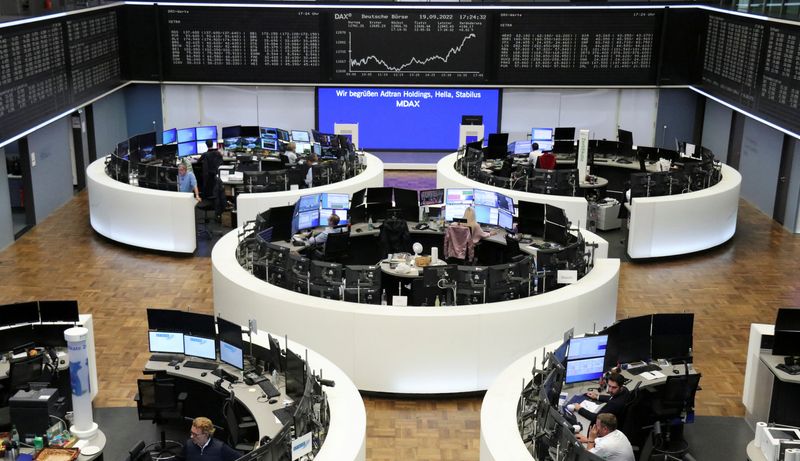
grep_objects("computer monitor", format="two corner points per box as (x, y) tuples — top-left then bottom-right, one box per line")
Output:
(496, 192), (514, 215)
(291, 130), (310, 143)
(498, 209), (514, 232)
(9, 355), (45, 390)
(217, 317), (244, 370)
(296, 194), (320, 213)
(532, 127), (554, 151)
(419, 189), (444, 206)
(321, 193), (350, 210)
(288, 253), (310, 279)
(568, 335), (608, 360)
(552, 339), (570, 367)
(618, 129), (633, 146)
(178, 142), (197, 157)
(310, 260), (343, 286)
(461, 115), (483, 125)
(148, 331), (184, 354)
(517, 201), (545, 237)
(117, 140), (129, 157)
(223, 137), (241, 150)
(603, 314), (652, 369)
(474, 205), (498, 226)
(343, 287), (381, 304)
(285, 348), (306, 400)
(545, 204), (568, 228)
(445, 188), (474, 205)
(196, 125), (217, 141)
(221, 125), (241, 139)
(154, 144), (178, 163)
(146, 308), (183, 331)
(183, 335), (216, 360)
(444, 204), (469, 222)
(293, 210), (320, 233)
(422, 265), (456, 288)
(261, 138), (278, 151)
(651, 313), (694, 361)
(196, 140), (217, 154)
(320, 209), (348, 226)
(177, 128), (196, 143)
(775, 313), (800, 356)
(163, 128), (177, 145)
(487, 263), (515, 289)
(554, 127), (575, 141)
(38, 300), (80, 323)
(366, 187), (393, 206)
(266, 205), (295, 242)
(473, 189), (498, 208)
(456, 265), (487, 287)
(544, 222), (568, 247)
(239, 126), (259, 138)
(243, 171), (268, 187)
(565, 356), (606, 384)
(180, 312), (216, 338)
(345, 265), (381, 288)
(264, 242), (289, 266)
(350, 189), (366, 209)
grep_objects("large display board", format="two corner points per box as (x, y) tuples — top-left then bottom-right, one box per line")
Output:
(159, 6), (323, 82)
(495, 10), (662, 85)
(0, 7), (122, 145)
(331, 10), (489, 83)
(701, 13), (800, 135)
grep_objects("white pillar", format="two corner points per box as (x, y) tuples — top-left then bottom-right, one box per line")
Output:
(64, 327), (98, 439)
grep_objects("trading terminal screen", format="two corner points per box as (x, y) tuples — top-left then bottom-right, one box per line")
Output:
(321, 193), (350, 209)
(446, 188), (474, 205)
(498, 209), (514, 231)
(419, 189), (445, 206)
(184, 335), (216, 360)
(149, 331), (184, 354)
(473, 189), (498, 208)
(297, 194), (321, 212)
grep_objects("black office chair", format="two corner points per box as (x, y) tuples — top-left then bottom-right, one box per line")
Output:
(286, 167), (306, 189)
(379, 217), (412, 258)
(222, 398), (257, 452)
(310, 164), (329, 186)
(135, 377), (187, 424)
(649, 373), (701, 456)
(196, 200), (215, 239)
(319, 231), (350, 263)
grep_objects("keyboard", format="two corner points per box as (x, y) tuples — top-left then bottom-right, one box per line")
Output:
(273, 405), (296, 425)
(258, 379), (281, 398)
(626, 364), (661, 375)
(184, 361), (218, 371)
(777, 364), (800, 375)
(150, 354), (182, 362)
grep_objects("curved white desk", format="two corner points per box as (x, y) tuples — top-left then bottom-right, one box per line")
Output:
(436, 153), (590, 230)
(87, 157), (197, 253)
(212, 230), (618, 394)
(627, 164), (741, 259)
(236, 153), (384, 226)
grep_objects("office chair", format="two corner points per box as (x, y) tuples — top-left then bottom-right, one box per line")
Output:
(196, 199), (215, 239)
(266, 169), (287, 192)
(135, 377), (187, 424)
(319, 231), (350, 263)
(310, 164), (329, 187)
(504, 235), (522, 263)
(222, 397), (257, 452)
(538, 152), (557, 170)
(286, 167), (305, 189)
(649, 373), (701, 456)
(443, 225), (474, 263)
(378, 217), (412, 258)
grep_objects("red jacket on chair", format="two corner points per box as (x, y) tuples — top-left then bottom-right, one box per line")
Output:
(444, 225), (473, 261)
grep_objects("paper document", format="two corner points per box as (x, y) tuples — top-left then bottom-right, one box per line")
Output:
(640, 370), (666, 380)
(580, 400), (602, 413)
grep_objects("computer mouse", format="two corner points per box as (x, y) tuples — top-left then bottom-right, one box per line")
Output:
(269, 399), (278, 404)
(201, 372), (208, 377)
(174, 365), (180, 370)
(673, 369), (679, 374)
(355, 228), (362, 233)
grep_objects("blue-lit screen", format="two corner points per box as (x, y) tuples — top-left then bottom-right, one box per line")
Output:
(568, 335), (608, 360)
(177, 128), (196, 143)
(498, 209), (514, 231)
(196, 126), (217, 141)
(178, 142), (197, 157)
(220, 341), (243, 369)
(322, 193), (350, 209)
(163, 129), (177, 144)
(317, 88), (500, 151)
(475, 205), (498, 226)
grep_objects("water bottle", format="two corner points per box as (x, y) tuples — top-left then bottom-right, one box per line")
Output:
(380, 290), (387, 305)
(434, 295), (440, 307)
(368, 217), (374, 231)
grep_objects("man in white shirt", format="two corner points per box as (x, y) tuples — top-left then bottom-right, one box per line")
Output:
(284, 142), (298, 165)
(528, 142), (543, 166)
(577, 413), (634, 461)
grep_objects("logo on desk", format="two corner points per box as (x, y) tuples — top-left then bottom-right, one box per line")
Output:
(69, 359), (91, 396)
(291, 432), (312, 460)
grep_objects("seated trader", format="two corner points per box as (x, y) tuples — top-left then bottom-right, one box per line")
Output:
(283, 142), (298, 166)
(528, 142), (543, 166)
(572, 372), (630, 425)
(577, 413), (635, 461)
(178, 163), (201, 202)
(303, 213), (344, 252)
(303, 154), (318, 188)
(463, 206), (497, 244)
(180, 417), (241, 461)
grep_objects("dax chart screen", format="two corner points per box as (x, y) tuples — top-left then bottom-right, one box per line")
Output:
(331, 10), (489, 83)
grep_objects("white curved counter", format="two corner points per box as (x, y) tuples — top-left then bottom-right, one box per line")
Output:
(87, 157), (197, 253)
(627, 163), (741, 259)
(212, 230), (619, 394)
(436, 153), (589, 229)
(236, 153), (384, 226)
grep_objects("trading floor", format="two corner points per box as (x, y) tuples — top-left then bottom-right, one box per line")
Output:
(0, 171), (798, 461)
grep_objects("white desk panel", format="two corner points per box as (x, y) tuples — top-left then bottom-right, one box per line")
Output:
(627, 164), (741, 259)
(436, 153), (590, 230)
(87, 157), (197, 253)
(212, 231), (618, 394)
(236, 153), (384, 226)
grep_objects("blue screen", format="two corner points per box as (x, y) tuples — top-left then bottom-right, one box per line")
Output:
(178, 142), (197, 157)
(297, 210), (320, 231)
(220, 341), (243, 369)
(297, 194), (320, 212)
(177, 128), (196, 143)
(320, 209), (349, 226)
(149, 331), (184, 354)
(474, 205), (498, 226)
(497, 193), (515, 215)
(568, 335), (608, 360)
(163, 129), (177, 144)
(196, 126), (217, 141)
(498, 209), (514, 231)
(322, 193), (350, 209)
(317, 88), (500, 150)
(565, 357), (605, 384)
(184, 335), (215, 360)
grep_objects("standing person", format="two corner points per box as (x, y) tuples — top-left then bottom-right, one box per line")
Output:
(178, 163), (201, 202)
(180, 417), (241, 461)
(200, 140), (223, 198)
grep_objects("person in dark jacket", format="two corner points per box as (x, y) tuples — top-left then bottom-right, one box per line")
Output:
(573, 372), (630, 426)
(180, 417), (241, 461)
(200, 140), (223, 198)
